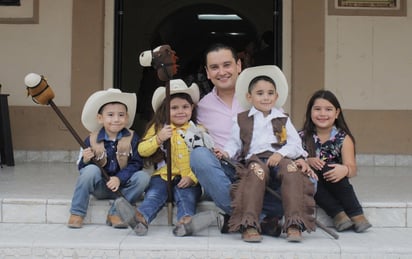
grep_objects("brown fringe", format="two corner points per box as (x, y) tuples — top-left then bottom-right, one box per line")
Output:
(277, 159), (317, 233)
(228, 156), (269, 233)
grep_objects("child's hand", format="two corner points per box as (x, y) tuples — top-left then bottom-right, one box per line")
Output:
(307, 157), (326, 171)
(295, 158), (318, 181)
(213, 148), (228, 160)
(323, 164), (348, 183)
(82, 147), (95, 163)
(157, 124), (173, 143)
(106, 176), (120, 192)
(177, 176), (194, 188)
(266, 152), (282, 167)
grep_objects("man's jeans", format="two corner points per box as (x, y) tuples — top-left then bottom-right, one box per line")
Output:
(70, 164), (150, 217)
(190, 147), (283, 218)
(138, 175), (202, 224)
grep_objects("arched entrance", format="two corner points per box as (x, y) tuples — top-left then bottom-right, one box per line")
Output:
(114, 0), (281, 134)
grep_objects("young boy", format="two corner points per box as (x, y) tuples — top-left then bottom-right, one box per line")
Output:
(67, 88), (150, 228)
(215, 65), (318, 242)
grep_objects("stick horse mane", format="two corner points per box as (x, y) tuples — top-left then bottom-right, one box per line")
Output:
(139, 45), (178, 225)
(24, 73), (126, 200)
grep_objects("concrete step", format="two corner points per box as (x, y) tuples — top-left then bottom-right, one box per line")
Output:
(1, 162), (412, 258)
(1, 163), (411, 228)
(1, 197), (411, 229)
(1, 223), (412, 258)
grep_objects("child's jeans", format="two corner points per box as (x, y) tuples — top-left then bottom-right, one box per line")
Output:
(138, 175), (202, 224)
(70, 164), (150, 217)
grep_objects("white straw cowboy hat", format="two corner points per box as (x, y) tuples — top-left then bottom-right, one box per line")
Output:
(235, 65), (289, 110)
(151, 79), (200, 111)
(81, 88), (137, 132)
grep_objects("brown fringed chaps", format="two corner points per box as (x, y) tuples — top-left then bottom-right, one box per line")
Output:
(228, 155), (269, 233)
(277, 158), (316, 233)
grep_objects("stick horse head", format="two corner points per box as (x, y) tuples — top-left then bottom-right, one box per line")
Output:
(139, 45), (178, 81)
(24, 73), (55, 105)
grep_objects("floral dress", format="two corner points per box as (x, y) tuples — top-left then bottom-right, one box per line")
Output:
(314, 127), (346, 165)
(300, 127), (363, 218)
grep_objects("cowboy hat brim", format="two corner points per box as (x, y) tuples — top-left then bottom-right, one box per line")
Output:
(235, 65), (288, 110)
(151, 79), (200, 112)
(81, 88), (137, 132)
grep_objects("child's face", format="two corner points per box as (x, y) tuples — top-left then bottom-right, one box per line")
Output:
(311, 98), (340, 130)
(97, 103), (129, 137)
(246, 80), (278, 115)
(170, 97), (193, 127)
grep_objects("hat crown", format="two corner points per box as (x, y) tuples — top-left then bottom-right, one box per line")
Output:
(170, 79), (189, 90)
(106, 88), (121, 94)
(151, 79), (200, 112)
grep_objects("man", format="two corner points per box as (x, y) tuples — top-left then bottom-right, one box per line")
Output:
(190, 43), (284, 237)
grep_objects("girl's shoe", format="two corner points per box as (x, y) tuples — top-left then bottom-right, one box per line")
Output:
(351, 214), (372, 233)
(114, 197), (148, 235)
(173, 216), (193, 237)
(333, 211), (354, 232)
(173, 211), (218, 237)
(133, 212), (149, 236)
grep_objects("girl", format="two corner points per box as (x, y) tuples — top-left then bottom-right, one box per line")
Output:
(300, 90), (371, 233)
(116, 79), (212, 236)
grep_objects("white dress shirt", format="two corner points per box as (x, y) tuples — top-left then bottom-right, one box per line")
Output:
(224, 106), (308, 160)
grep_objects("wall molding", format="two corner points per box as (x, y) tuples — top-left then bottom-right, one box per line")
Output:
(0, 0), (38, 24)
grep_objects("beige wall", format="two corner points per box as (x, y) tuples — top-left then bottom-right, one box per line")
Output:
(1, 0), (411, 154)
(292, 0), (412, 154)
(0, 0), (72, 106)
(6, 0), (104, 150)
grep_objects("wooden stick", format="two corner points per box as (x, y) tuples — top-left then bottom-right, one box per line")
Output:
(164, 80), (173, 225)
(48, 100), (126, 199)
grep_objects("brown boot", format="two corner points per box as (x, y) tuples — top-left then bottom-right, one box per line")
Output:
(67, 214), (84, 228)
(241, 227), (262, 242)
(106, 215), (128, 229)
(286, 225), (302, 242)
(333, 211), (354, 232)
(351, 214), (372, 233)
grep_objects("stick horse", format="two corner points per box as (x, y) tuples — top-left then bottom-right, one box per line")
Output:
(24, 73), (126, 200)
(139, 45), (178, 225)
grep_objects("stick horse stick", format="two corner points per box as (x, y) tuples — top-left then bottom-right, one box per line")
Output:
(221, 157), (339, 240)
(24, 73), (126, 199)
(139, 45), (178, 225)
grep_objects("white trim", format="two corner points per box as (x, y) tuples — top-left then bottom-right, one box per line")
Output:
(104, 1), (114, 90)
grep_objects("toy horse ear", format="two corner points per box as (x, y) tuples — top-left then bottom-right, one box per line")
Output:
(139, 50), (153, 67)
(24, 73), (55, 105)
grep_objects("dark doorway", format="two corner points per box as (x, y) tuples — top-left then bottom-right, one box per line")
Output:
(114, 0), (282, 134)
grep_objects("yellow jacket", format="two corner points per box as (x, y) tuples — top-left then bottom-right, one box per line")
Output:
(138, 123), (198, 184)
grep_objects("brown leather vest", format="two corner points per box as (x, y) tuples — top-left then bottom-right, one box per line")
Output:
(237, 111), (288, 160)
(89, 129), (133, 169)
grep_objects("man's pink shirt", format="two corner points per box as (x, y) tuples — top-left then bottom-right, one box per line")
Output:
(197, 87), (244, 150)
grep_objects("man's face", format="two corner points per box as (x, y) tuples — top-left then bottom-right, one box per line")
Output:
(205, 49), (242, 92)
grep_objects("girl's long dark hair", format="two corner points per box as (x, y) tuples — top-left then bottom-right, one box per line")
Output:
(301, 90), (355, 157)
(141, 92), (197, 166)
